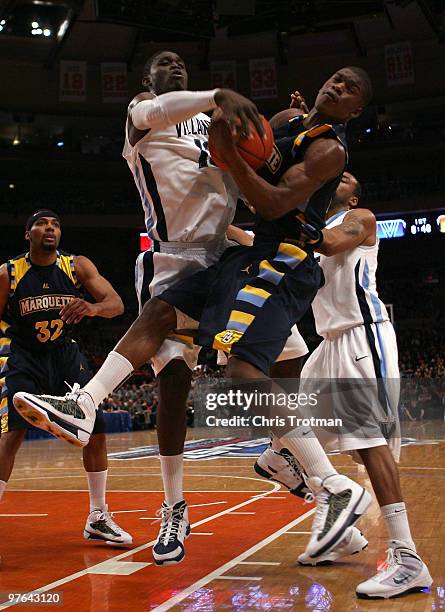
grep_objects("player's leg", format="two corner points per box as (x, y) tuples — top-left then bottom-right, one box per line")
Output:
(256, 327), (308, 493)
(0, 352), (42, 499)
(226, 352), (371, 561)
(0, 430), (26, 495)
(351, 322), (432, 598)
(152, 352), (194, 566)
(60, 343), (133, 545)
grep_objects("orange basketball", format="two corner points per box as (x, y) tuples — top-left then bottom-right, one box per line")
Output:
(209, 115), (274, 171)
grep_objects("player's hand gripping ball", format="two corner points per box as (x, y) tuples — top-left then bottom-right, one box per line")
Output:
(209, 115), (274, 171)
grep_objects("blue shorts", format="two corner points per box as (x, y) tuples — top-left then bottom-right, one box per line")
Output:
(161, 241), (323, 374)
(1, 340), (106, 434)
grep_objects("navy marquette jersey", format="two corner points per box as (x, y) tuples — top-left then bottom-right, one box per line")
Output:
(0, 251), (81, 354)
(255, 114), (348, 242)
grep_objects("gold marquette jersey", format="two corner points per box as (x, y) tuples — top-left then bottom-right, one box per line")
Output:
(0, 251), (81, 353)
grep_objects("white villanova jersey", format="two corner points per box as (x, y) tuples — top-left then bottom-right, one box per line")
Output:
(123, 109), (238, 243)
(313, 210), (389, 337)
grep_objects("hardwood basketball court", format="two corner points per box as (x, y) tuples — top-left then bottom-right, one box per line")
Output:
(1, 425), (444, 611)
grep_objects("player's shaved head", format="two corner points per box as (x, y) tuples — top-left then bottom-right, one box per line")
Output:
(142, 50), (188, 94)
(345, 66), (373, 106)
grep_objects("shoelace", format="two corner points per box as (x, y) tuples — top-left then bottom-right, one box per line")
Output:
(376, 547), (397, 574)
(154, 506), (184, 544)
(311, 488), (330, 530)
(98, 511), (123, 533)
(64, 381), (82, 401)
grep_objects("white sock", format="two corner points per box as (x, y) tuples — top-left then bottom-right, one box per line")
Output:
(86, 469), (108, 513)
(381, 502), (416, 551)
(0, 480), (6, 501)
(279, 428), (337, 481)
(84, 351), (133, 407)
(160, 454), (184, 506)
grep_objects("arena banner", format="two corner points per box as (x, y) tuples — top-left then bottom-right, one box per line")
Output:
(59, 60), (87, 102)
(101, 62), (128, 103)
(210, 60), (237, 90)
(249, 57), (277, 99)
(384, 41), (415, 86)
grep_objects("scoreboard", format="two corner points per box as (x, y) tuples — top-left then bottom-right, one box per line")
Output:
(376, 210), (445, 240)
(139, 210), (445, 250)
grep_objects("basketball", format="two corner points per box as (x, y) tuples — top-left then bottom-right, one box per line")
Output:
(209, 115), (274, 171)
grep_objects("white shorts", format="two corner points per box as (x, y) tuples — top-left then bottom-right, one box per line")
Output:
(300, 321), (401, 460)
(135, 238), (229, 376)
(276, 325), (308, 362)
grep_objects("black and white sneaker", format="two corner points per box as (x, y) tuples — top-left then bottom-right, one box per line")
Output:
(303, 474), (372, 559)
(84, 507), (133, 546)
(298, 526), (368, 565)
(13, 383), (96, 447)
(254, 445), (311, 498)
(153, 500), (190, 566)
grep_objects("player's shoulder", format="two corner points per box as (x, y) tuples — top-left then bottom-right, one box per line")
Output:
(344, 207), (376, 224)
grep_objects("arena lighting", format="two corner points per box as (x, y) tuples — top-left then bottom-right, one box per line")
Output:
(0, 20), (5, 25)
(12, 137), (20, 146)
(57, 19), (69, 37)
(56, 141), (64, 147)
(31, 21), (39, 28)
(43, 28), (51, 36)
(366, 128), (372, 133)
(31, 27), (43, 35)
(8, 184), (15, 189)
(0, 25), (3, 32)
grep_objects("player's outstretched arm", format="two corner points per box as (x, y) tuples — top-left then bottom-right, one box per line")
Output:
(317, 209), (376, 256)
(130, 88), (263, 137)
(209, 110), (345, 220)
(59, 256), (124, 324)
(0, 264), (10, 320)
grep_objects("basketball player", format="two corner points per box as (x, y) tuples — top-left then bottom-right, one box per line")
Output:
(259, 172), (432, 598)
(15, 52), (308, 565)
(15, 67), (376, 562)
(0, 210), (132, 545)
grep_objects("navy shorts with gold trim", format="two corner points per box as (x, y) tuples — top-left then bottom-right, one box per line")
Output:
(160, 241), (323, 374)
(1, 340), (106, 434)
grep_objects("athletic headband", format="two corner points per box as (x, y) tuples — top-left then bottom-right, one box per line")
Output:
(25, 210), (61, 231)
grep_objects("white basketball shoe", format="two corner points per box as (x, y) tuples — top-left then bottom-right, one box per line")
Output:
(13, 383), (96, 447)
(356, 542), (432, 599)
(303, 474), (372, 560)
(298, 526), (368, 565)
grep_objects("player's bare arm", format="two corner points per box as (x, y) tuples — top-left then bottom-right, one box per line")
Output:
(59, 256), (124, 324)
(209, 109), (345, 220)
(0, 264), (10, 320)
(226, 225), (254, 246)
(318, 208), (376, 256)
